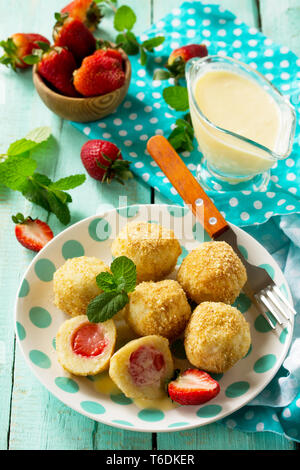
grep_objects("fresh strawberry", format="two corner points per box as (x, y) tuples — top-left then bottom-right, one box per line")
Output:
(53, 13), (96, 64)
(80, 140), (133, 184)
(96, 45), (124, 66)
(0, 33), (50, 70)
(32, 44), (79, 97)
(73, 49), (125, 97)
(167, 369), (220, 406)
(61, 0), (103, 31)
(12, 213), (54, 252)
(167, 44), (208, 81)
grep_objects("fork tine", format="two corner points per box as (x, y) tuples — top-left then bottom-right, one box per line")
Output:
(271, 285), (296, 316)
(258, 292), (284, 325)
(265, 288), (291, 321)
(254, 294), (277, 329)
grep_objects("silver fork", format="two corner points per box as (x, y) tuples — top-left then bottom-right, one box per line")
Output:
(218, 229), (296, 329)
(147, 136), (296, 329)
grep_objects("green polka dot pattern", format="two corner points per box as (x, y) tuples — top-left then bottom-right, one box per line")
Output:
(16, 322), (26, 341)
(29, 307), (52, 328)
(80, 401), (105, 414)
(34, 259), (56, 282)
(197, 405), (222, 418)
(88, 218), (111, 241)
(254, 354), (277, 373)
(15, 205), (291, 432)
(138, 409), (165, 422)
(55, 377), (79, 393)
(29, 350), (51, 369)
(225, 381), (250, 398)
(117, 206), (139, 218)
(110, 393), (133, 405)
(62, 240), (84, 259)
(19, 278), (30, 297)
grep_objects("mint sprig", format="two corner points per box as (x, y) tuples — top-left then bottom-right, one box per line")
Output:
(168, 115), (195, 153)
(87, 256), (137, 323)
(0, 127), (86, 225)
(163, 85), (189, 112)
(101, 3), (165, 65)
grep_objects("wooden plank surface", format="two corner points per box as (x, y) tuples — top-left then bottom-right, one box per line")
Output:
(0, 0), (298, 451)
(2, 0), (152, 450)
(153, 0), (296, 451)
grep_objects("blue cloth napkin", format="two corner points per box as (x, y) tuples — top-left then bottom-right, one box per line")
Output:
(72, 1), (300, 442)
(72, 0), (300, 228)
(222, 214), (300, 442)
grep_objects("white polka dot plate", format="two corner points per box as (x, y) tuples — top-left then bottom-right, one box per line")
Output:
(15, 204), (294, 432)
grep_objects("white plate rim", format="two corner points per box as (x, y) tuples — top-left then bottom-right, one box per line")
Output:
(14, 204), (294, 433)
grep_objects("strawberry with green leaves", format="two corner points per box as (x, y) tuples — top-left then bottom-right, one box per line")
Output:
(12, 213), (54, 252)
(61, 0), (103, 31)
(25, 43), (79, 97)
(80, 139), (132, 184)
(0, 33), (50, 70)
(73, 48), (125, 97)
(53, 12), (96, 63)
(154, 43), (208, 83)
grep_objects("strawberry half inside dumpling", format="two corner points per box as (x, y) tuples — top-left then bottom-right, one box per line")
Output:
(56, 315), (116, 376)
(109, 335), (174, 399)
(129, 346), (165, 387)
(72, 323), (107, 357)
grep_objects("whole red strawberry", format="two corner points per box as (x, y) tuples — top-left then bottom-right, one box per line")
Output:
(167, 44), (208, 81)
(167, 369), (220, 406)
(0, 33), (50, 70)
(12, 213), (54, 252)
(61, 0), (103, 31)
(73, 49), (125, 97)
(34, 44), (79, 97)
(53, 13), (96, 64)
(80, 140), (133, 184)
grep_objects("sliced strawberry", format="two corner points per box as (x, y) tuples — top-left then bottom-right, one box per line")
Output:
(167, 369), (220, 406)
(129, 346), (165, 386)
(71, 322), (107, 357)
(12, 213), (54, 252)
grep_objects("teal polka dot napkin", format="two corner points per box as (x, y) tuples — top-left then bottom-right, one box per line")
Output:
(72, 0), (300, 227)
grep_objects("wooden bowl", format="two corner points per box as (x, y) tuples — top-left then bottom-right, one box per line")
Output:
(32, 50), (131, 123)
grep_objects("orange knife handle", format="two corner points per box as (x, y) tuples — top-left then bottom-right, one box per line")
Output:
(146, 135), (229, 239)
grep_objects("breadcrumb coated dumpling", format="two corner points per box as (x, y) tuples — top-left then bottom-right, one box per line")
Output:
(53, 256), (110, 316)
(109, 335), (174, 399)
(184, 302), (251, 373)
(177, 241), (247, 305)
(125, 280), (191, 339)
(111, 222), (181, 282)
(56, 315), (116, 376)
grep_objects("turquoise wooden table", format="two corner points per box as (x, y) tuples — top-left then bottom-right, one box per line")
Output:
(1, 0), (299, 451)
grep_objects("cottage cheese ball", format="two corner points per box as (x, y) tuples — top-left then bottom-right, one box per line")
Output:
(177, 241), (247, 305)
(56, 315), (116, 376)
(111, 222), (181, 282)
(125, 280), (191, 340)
(53, 256), (110, 316)
(184, 302), (251, 373)
(109, 335), (174, 399)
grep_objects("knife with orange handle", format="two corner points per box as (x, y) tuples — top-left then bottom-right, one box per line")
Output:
(146, 135), (296, 329)
(147, 135), (229, 239)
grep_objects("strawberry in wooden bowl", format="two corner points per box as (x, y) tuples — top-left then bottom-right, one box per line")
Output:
(32, 43), (131, 122)
(29, 10), (131, 123)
